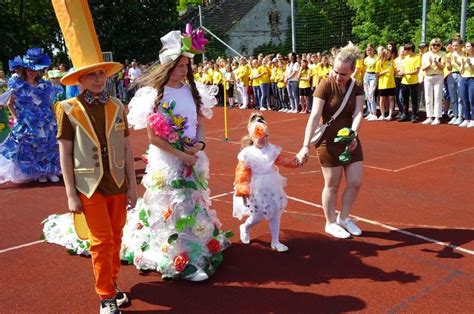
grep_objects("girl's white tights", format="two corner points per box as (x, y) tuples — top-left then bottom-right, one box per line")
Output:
(242, 211), (283, 245)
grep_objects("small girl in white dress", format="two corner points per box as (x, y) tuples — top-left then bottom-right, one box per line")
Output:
(233, 113), (299, 252)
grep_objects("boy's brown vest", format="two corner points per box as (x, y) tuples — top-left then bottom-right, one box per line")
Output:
(60, 97), (126, 198)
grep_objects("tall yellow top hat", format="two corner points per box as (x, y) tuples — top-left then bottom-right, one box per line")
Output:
(52, 0), (123, 86)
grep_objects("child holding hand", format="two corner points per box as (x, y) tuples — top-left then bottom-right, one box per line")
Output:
(233, 113), (299, 252)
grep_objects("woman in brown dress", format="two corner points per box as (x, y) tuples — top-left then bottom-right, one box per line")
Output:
(297, 43), (365, 239)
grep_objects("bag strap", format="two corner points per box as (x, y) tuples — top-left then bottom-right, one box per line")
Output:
(324, 78), (355, 126)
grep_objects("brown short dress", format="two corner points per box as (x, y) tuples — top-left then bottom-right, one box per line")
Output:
(313, 77), (364, 167)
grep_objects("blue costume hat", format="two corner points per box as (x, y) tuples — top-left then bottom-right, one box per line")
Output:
(8, 56), (24, 71)
(22, 48), (51, 70)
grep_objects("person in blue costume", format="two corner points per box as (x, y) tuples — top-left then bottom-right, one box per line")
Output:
(0, 69), (10, 143)
(0, 48), (61, 183)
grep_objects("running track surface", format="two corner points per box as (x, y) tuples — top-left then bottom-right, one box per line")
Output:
(1, 107), (473, 313)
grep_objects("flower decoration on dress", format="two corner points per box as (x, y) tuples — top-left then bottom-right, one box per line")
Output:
(207, 238), (221, 253)
(334, 127), (357, 163)
(22, 48), (51, 70)
(173, 253), (190, 272)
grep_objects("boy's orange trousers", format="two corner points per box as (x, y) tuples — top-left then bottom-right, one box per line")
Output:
(80, 192), (126, 300)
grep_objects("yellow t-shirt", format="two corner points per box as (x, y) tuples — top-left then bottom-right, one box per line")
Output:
(236, 64), (251, 86)
(298, 68), (311, 88)
(275, 67), (286, 88)
(376, 60), (396, 89)
(258, 66), (271, 84)
(364, 56), (377, 73)
(312, 63), (321, 87)
(270, 67), (277, 83)
(461, 57), (474, 77)
(401, 54), (421, 85)
(212, 70), (223, 85)
(318, 65), (332, 83)
(193, 72), (201, 83)
(202, 73), (212, 84)
(250, 68), (261, 87)
(449, 51), (463, 73)
(354, 58), (365, 84)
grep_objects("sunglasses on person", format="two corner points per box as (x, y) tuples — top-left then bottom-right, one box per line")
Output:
(432, 44), (441, 47)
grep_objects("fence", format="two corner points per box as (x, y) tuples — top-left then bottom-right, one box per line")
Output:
(198, 0), (471, 59)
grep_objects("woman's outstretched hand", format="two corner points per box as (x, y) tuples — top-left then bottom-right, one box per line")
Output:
(296, 146), (309, 165)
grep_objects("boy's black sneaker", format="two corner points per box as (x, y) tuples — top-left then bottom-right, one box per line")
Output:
(115, 286), (129, 307)
(100, 298), (120, 314)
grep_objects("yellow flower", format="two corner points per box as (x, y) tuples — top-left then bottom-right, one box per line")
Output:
(151, 170), (166, 188)
(173, 116), (185, 129)
(161, 243), (170, 253)
(337, 128), (350, 137)
(0, 123), (4, 131)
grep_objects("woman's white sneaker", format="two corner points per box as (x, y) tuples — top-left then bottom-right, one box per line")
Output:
(459, 120), (470, 127)
(325, 222), (351, 239)
(336, 216), (362, 236)
(422, 118), (433, 125)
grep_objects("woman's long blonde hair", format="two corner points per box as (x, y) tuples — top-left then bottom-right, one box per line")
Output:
(135, 55), (202, 114)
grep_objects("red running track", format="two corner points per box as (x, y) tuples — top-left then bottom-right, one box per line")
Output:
(1, 107), (473, 313)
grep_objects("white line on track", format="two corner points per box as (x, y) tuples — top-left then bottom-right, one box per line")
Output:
(0, 240), (45, 254)
(287, 195), (474, 256)
(2, 192), (472, 257)
(392, 146), (474, 172)
(206, 116), (302, 135)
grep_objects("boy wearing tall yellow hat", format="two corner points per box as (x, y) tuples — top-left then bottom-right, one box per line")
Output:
(52, 0), (137, 313)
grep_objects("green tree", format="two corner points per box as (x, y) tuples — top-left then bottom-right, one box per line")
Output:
(0, 0), (61, 72)
(347, 0), (422, 47)
(89, 0), (179, 63)
(177, 0), (203, 12)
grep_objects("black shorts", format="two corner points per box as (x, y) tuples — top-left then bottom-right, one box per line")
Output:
(227, 84), (234, 98)
(299, 87), (311, 96)
(379, 88), (396, 97)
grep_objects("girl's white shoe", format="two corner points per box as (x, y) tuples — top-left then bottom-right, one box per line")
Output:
(271, 242), (289, 252)
(48, 175), (60, 183)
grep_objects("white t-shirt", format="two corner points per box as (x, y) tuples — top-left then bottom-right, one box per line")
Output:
(128, 67), (142, 83)
(285, 62), (300, 81)
(162, 84), (198, 140)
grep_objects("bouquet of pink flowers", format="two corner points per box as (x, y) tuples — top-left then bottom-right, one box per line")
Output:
(148, 100), (206, 189)
(148, 100), (193, 151)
